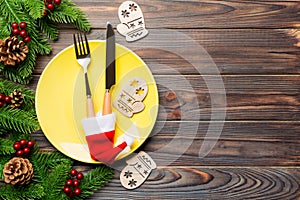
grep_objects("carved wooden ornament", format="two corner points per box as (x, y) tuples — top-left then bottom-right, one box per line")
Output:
(113, 77), (148, 117)
(120, 151), (156, 189)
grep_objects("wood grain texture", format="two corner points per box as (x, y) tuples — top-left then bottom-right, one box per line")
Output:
(31, 121), (300, 166)
(33, 29), (300, 75)
(28, 75), (300, 121)
(85, 167), (300, 199)
(73, 0), (300, 28)
(22, 0), (300, 198)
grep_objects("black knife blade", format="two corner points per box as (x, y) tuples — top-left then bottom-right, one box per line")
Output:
(105, 22), (115, 90)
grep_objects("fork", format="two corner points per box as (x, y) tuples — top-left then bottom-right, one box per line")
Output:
(73, 33), (95, 117)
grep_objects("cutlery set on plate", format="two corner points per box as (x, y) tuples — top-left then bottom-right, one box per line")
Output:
(75, 23), (134, 165)
(73, 22), (114, 118)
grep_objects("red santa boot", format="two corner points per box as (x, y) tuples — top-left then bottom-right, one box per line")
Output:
(81, 112), (116, 160)
(96, 133), (134, 164)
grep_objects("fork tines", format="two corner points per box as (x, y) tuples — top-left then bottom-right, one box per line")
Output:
(73, 33), (90, 58)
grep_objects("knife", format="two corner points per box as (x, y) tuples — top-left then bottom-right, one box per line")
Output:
(102, 22), (115, 115)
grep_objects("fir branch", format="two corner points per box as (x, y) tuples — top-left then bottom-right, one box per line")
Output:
(76, 165), (114, 199)
(0, 126), (9, 135)
(0, 107), (40, 134)
(0, 154), (10, 180)
(24, 0), (44, 19)
(0, 183), (45, 200)
(42, 163), (72, 200)
(46, 0), (91, 32)
(37, 18), (59, 40)
(30, 151), (72, 180)
(47, 0), (77, 24)
(26, 21), (52, 56)
(0, 137), (14, 155)
(73, 9), (92, 32)
(0, 0), (30, 24)
(0, 18), (10, 39)
(58, 0), (91, 32)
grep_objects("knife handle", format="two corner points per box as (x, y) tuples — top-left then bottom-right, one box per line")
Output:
(86, 96), (95, 117)
(102, 90), (112, 116)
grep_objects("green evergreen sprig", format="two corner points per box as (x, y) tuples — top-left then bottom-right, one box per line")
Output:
(0, 107), (40, 134)
(0, 183), (45, 200)
(76, 166), (115, 199)
(0, 137), (15, 155)
(0, 0), (91, 83)
(0, 138), (114, 200)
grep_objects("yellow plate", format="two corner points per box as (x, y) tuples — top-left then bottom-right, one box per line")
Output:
(36, 40), (158, 163)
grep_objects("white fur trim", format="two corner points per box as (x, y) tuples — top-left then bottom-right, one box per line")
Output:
(124, 134), (134, 146)
(81, 112), (116, 136)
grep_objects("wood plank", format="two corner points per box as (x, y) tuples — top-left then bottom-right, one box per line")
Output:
(73, 0), (300, 28)
(29, 74), (300, 121)
(142, 122), (300, 166)
(157, 75), (300, 121)
(31, 121), (300, 166)
(34, 29), (300, 75)
(87, 167), (300, 199)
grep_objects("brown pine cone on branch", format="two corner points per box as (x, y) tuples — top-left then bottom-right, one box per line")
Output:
(3, 157), (34, 186)
(10, 89), (24, 108)
(0, 36), (29, 66)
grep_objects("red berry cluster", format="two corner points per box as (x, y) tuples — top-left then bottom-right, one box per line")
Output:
(63, 169), (84, 197)
(13, 139), (35, 156)
(11, 22), (31, 43)
(44, 0), (62, 12)
(0, 93), (11, 108)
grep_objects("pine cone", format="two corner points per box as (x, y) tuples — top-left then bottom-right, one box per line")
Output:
(3, 157), (34, 186)
(0, 36), (29, 66)
(10, 89), (24, 108)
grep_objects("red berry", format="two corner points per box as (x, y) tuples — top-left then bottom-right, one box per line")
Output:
(65, 179), (73, 186)
(13, 142), (21, 150)
(20, 139), (27, 147)
(27, 140), (34, 148)
(54, 0), (61, 5)
(47, 3), (55, 10)
(0, 93), (5, 101)
(19, 30), (27, 38)
(19, 22), (27, 29)
(74, 188), (81, 196)
(70, 169), (78, 177)
(4, 96), (11, 104)
(45, 0), (52, 3)
(76, 172), (84, 180)
(12, 28), (20, 36)
(24, 36), (31, 43)
(23, 147), (31, 154)
(11, 22), (18, 29)
(43, 9), (48, 16)
(16, 150), (24, 156)
(73, 179), (80, 187)
(0, 101), (4, 108)
(63, 186), (72, 194)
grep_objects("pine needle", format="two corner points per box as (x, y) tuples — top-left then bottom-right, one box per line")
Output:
(0, 107), (40, 134)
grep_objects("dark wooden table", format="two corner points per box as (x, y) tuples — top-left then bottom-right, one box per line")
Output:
(30, 0), (300, 199)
